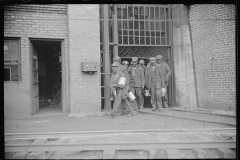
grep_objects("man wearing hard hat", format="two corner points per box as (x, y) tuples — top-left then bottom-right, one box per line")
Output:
(128, 57), (145, 110)
(147, 57), (165, 111)
(155, 55), (171, 108)
(138, 59), (151, 108)
(107, 62), (136, 118)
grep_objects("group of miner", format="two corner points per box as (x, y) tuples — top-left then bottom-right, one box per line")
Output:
(107, 55), (171, 118)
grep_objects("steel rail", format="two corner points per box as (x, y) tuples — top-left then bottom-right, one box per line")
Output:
(5, 140), (236, 152)
(5, 128), (236, 139)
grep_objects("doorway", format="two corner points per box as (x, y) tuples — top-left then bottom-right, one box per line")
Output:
(30, 39), (64, 115)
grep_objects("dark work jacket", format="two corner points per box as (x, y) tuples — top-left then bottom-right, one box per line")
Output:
(146, 64), (165, 89)
(156, 61), (171, 88)
(128, 65), (145, 88)
(109, 71), (128, 99)
(139, 64), (150, 88)
(115, 63), (129, 86)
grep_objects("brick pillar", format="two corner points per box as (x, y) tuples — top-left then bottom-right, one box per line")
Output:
(172, 4), (198, 110)
(67, 4), (101, 114)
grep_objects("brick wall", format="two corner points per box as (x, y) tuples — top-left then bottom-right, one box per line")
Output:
(189, 4), (236, 110)
(68, 5), (101, 113)
(4, 4), (69, 117)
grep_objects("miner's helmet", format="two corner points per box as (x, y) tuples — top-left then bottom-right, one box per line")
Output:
(131, 57), (138, 64)
(113, 56), (121, 62)
(112, 62), (118, 67)
(122, 61), (129, 65)
(156, 55), (163, 60)
(139, 59), (145, 64)
(149, 57), (156, 62)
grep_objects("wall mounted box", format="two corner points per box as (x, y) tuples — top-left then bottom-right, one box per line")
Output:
(81, 62), (99, 72)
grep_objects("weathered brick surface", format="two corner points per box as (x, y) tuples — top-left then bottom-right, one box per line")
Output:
(4, 4), (69, 117)
(68, 5), (101, 113)
(189, 4), (236, 110)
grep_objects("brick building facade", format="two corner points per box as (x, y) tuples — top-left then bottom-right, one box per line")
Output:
(190, 4), (236, 110)
(4, 4), (236, 118)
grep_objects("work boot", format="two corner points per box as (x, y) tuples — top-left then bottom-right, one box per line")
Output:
(139, 106), (144, 110)
(116, 111), (123, 116)
(152, 108), (157, 111)
(162, 97), (166, 108)
(105, 112), (112, 116)
(127, 113), (135, 117)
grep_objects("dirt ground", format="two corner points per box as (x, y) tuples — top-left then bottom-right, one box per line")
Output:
(4, 112), (233, 134)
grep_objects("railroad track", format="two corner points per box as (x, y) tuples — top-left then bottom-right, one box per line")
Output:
(5, 128), (236, 159)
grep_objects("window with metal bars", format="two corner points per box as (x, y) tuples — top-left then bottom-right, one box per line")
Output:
(116, 4), (169, 46)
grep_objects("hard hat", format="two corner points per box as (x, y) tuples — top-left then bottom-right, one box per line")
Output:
(156, 55), (163, 60)
(112, 62), (118, 67)
(149, 57), (156, 61)
(132, 57), (138, 62)
(139, 59), (145, 64)
(113, 56), (121, 61)
(122, 61), (129, 65)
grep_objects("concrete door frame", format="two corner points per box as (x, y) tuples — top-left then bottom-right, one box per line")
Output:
(29, 38), (67, 115)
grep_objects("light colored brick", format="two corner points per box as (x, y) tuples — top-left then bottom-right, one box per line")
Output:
(190, 4), (236, 110)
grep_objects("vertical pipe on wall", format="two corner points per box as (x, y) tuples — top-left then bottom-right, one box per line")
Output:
(113, 4), (118, 57)
(102, 4), (111, 110)
(169, 4), (175, 106)
(159, 7), (162, 45)
(133, 5), (135, 45)
(149, 7), (151, 45)
(154, 7), (156, 45)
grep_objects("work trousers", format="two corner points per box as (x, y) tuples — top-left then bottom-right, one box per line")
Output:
(111, 88), (135, 117)
(130, 86), (144, 108)
(118, 98), (138, 113)
(163, 91), (168, 107)
(150, 85), (163, 109)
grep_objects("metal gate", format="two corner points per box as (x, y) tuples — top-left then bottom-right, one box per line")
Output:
(100, 4), (174, 110)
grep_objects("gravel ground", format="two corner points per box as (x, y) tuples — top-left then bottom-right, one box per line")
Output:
(4, 112), (234, 133)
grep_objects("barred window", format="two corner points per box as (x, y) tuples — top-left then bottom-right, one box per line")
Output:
(4, 38), (21, 82)
(117, 4), (169, 46)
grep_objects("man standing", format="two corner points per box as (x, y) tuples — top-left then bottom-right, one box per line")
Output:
(147, 57), (165, 111)
(128, 57), (145, 110)
(108, 62), (136, 118)
(138, 59), (150, 108)
(156, 55), (171, 108)
(112, 57), (131, 115)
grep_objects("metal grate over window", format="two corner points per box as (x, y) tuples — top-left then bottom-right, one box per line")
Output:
(117, 4), (169, 46)
(118, 46), (169, 59)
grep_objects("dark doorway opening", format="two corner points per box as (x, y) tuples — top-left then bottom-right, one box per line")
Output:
(32, 40), (62, 115)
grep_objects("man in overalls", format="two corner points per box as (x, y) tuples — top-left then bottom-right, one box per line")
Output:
(138, 59), (150, 108)
(108, 62), (136, 118)
(156, 55), (171, 108)
(128, 57), (145, 110)
(147, 57), (165, 111)
(112, 57), (138, 115)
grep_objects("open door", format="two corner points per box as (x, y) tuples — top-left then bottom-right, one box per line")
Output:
(30, 41), (39, 115)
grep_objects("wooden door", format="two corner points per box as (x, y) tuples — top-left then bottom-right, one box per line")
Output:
(30, 41), (39, 115)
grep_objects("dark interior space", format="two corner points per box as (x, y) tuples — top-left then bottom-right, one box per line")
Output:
(33, 41), (62, 110)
